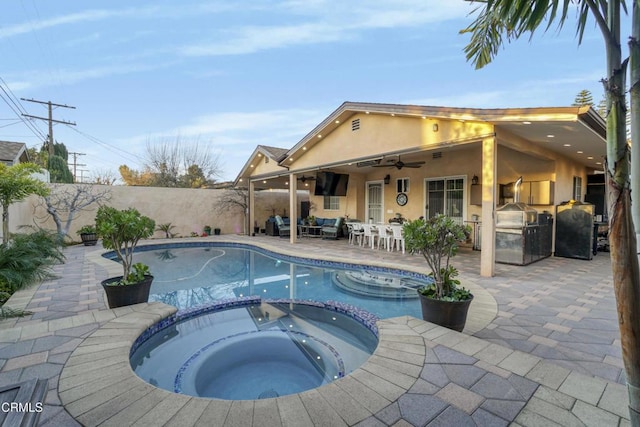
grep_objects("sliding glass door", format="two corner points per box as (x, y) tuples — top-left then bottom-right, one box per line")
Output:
(425, 177), (465, 225)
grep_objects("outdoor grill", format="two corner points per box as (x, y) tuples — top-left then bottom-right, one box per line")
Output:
(495, 178), (552, 265)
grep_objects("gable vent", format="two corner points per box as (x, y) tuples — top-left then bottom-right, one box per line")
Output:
(351, 119), (360, 131)
(432, 152), (442, 159)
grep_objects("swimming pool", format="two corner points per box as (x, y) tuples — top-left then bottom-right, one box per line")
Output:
(130, 299), (379, 400)
(122, 242), (428, 319)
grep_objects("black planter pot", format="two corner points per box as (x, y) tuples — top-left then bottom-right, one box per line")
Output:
(101, 275), (153, 309)
(214, 228), (221, 235)
(80, 233), (98, 246)
(418, 292), (474, 332)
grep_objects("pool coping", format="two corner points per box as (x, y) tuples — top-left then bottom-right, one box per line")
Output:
(58, 301), (630, 426)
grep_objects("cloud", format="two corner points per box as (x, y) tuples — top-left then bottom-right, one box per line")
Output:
(127, 108), (323, 144)
(118, 108), (326, 180)
(406, 70), (606, 108)
(7, 61), (178, 91)
(0, 9), (124, 39)
(181, 1), (472, 57)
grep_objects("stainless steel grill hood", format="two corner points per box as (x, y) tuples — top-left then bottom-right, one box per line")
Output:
(496, 177), (538, 228)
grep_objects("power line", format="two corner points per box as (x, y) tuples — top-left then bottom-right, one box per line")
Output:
(0, 78), (47, 141)
(67, 125), (143, 164)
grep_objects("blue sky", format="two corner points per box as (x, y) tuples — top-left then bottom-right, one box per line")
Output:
(0, 1), (620, 182)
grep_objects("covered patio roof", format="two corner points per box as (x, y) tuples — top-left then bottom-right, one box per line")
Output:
(235, 102), (606, 190)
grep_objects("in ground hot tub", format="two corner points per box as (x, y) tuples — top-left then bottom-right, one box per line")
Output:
(130, 299), (378, 400)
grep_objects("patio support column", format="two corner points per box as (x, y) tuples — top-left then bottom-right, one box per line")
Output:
(248, 181), (255, 236)
(289, 173), (298, 244)
(480, 136), (497, 277)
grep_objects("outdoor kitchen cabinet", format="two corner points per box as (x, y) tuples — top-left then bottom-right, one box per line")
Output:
(519, 180), (555, 205)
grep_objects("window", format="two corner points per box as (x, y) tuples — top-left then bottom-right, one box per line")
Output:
(323, 196), (340, 210)
(426, 177), (465, 225)
(573, 176), (582, 201)
(396, 178), (409, 193)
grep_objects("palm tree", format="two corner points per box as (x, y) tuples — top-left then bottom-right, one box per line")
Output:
(462, 2), (639, 423)
(0, 163), (50, 244)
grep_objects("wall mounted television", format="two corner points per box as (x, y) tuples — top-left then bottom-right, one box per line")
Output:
(314, 172), (349, 196)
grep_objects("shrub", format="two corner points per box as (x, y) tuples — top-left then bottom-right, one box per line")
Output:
(0, 229), (65, 299)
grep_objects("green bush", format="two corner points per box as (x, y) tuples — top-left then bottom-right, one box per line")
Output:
(96, 206), (155, 281)
(0, 229), (65, 300)
(76, 224), (96, 235)
(403, 215), (471, 301)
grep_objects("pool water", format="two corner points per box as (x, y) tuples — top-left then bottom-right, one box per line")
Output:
(130, 301), (378, 400)
(131, 244), (426, 319)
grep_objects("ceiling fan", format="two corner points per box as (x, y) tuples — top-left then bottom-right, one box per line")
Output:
(297, 175), (316, 183)
(373, 155), (425, 170)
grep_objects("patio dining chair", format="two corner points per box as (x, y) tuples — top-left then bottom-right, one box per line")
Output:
(347, 222), (364, 245)
(360, 224), (379, 249)
(377, 225), (394, 251)
(390, 224), (405, 254)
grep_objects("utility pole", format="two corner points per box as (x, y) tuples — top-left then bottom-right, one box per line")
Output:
(20, 98), (76, 156)
(68, 151), (86, 183)
(77, 169), (89, 183)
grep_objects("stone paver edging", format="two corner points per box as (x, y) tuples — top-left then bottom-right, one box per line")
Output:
(59, 302), (631, 426)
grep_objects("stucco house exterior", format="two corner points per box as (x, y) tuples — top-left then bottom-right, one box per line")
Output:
(234, 102), (606, 277)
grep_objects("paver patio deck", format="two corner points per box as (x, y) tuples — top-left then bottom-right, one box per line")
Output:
(0, 235), (631, 426)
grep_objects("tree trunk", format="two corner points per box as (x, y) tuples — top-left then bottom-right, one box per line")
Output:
(624, 2), (640, 423)
(632, 1), (640, 253)
(605, 2), (640, 423)
(608, 172), (640, 425)
(2, 206), (8, 245)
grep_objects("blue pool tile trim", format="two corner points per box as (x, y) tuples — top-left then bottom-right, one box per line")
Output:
(173, 328), (346, 395)
(130, 298), (380, 358)
(103, 241), (433, 283)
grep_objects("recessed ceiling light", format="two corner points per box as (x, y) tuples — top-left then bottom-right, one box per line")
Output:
(547, 134), (555, 138)
(587, 156), (594, 159)
(285, 181), (288, 185)
(335, 120), (340, 124)
(391, 113), (395, 117)
(262, 180), (267, 184)
(365, 111), (370, 114)
(239, 178), (243, 182)
(302, 147), (307, 150)
(577, 151), (583, 154)
(595, 161), (602, 165)
(250, 164), (254, 168)
(317, 134), (322, 138)
(523, 121), (532, 125)
(563, 144), (571, 147)
(289, 158), (294, 161)
(422, 116), (426, 119)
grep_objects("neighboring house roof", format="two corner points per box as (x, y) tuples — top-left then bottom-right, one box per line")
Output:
(0, 140), (29, 165)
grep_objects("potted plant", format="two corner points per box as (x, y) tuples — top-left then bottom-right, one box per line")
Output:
(95, 206), (156, 309)
(76, 224), (98, 246)
(203, 225), (212, 236)
(403, 215), (473, 332)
